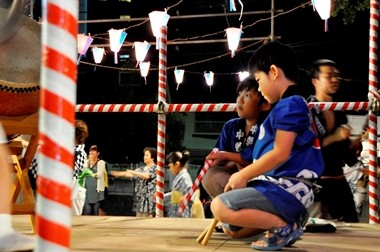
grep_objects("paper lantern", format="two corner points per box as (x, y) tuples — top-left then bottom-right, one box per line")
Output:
(174, 68), (185, 90)
(239, 71), (249, 81)
(92, 47), (105, 64)
(134, 41), (151, 66)
(312, 0), (331, 31)
(225, 26), (242, 58)
(109, 28), (127, 64)
(77, 34), (94, 65)
(230, 0), (237, 11)
(149, 11), (170, 49)
(204, 71), (214, 92)
(140, 61), (150, 84)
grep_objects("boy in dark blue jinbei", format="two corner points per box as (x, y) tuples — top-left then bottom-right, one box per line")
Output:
(210, 41), (324, 251)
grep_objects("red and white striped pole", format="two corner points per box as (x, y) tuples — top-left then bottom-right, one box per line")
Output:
(368, 0), (379, 224)
(155, 25), (167, 217)
(36, 0), (78, 250)
(178, 148), (218, 215)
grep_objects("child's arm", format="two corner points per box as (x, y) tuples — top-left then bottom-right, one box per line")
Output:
(224, 129), (296, 191)
(206, 151), (250, 168)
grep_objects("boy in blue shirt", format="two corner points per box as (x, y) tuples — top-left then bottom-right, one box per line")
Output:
(210, 41), (324, 251)
(202, 78), (271, 198)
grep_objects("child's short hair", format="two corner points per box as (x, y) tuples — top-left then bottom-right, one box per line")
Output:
(236, 78), (266, 105)
(248, 41), (298, 82)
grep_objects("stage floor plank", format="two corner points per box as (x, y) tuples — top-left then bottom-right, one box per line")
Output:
(13, 215), (380, 251)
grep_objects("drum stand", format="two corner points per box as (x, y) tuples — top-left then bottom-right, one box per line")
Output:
(1, 112), (38, 232)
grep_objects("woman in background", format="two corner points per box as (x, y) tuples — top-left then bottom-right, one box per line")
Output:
(112, 147), (157, 217)
(82, 145), (106, 215)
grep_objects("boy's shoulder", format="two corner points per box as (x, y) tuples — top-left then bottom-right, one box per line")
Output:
(225, 117), (243, 124)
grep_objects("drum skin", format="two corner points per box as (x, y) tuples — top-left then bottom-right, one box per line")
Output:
(0, 10), (41, 117)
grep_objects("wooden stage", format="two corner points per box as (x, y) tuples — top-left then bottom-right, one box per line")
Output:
(13, 215), (380, 251)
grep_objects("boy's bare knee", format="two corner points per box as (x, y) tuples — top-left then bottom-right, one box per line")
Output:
(210, 197), (227, 221)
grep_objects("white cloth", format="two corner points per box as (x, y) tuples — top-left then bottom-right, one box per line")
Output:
(71, 179), (86, 216)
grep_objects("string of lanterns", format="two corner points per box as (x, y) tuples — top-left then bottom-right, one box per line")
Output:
(76, 1), (330, 88)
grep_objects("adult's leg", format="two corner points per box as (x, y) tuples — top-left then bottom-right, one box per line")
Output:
(202, 166), (234, 198)
(92, 202), (100, 215)
(82, 202), (92, 215)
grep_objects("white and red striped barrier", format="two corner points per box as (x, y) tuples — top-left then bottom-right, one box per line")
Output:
(75, 101), (372, 113)
(37, 0), (77, 251)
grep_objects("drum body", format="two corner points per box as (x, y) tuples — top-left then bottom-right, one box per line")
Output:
(0, 9), (40, 117)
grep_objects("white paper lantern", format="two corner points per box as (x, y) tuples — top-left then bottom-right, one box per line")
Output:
(204, 71), (214, 92)
(238, 71), (249, 81)
(149, 11), (170, 49)
(174, 68), (185, 90)
(312, 0), (331, 31)
(92, 47), (105, 64)
(140, 61), (150, 84)
(109, 28), (127, 64)
(225, 27), (242, 57)
(134, 41), (151, 66)
(77, 34), (94, 65)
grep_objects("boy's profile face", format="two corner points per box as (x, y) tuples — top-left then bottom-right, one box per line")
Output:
(236, 88), (262, 120)
(254, 71), (279, 104)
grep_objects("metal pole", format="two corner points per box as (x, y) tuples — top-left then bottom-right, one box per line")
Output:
(78, 10), (282, 24)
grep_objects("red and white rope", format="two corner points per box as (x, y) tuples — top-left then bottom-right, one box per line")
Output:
(368, 0), (379, 224)
(155, 26), (167, 217)
(76, 104), (156, 113)
(178, 148), (218, 216)
(36, 0), (77, 250)
(75, 101), (372, 113)
(308, 101), (369, 111)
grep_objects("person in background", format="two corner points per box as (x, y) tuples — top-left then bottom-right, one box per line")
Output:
(73, 119), (90, 179)
(0, 122), (35, 251)
(202, 78), (271, 198)
(111, 147), (157, 217)
(164, 150), (193, 218)
(82, 145), (106, 215)
(210, 41), (324, 250)
(28, 119), (89, 189)
(307, 59), (359, 223)
(99, 162), (109, 216)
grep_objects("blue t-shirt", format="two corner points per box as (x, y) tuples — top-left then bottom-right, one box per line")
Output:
(253, 95), (324, 178)
(215, 118), (259, 163)
(250, 95), (324, 215)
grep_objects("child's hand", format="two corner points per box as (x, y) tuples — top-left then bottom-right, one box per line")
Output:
(224, 171), (248, 192)
(206, 151), (224, 167)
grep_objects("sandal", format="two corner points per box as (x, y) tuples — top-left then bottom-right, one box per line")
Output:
(250, 223), (302, 251)
(286, 212), (309, 246)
